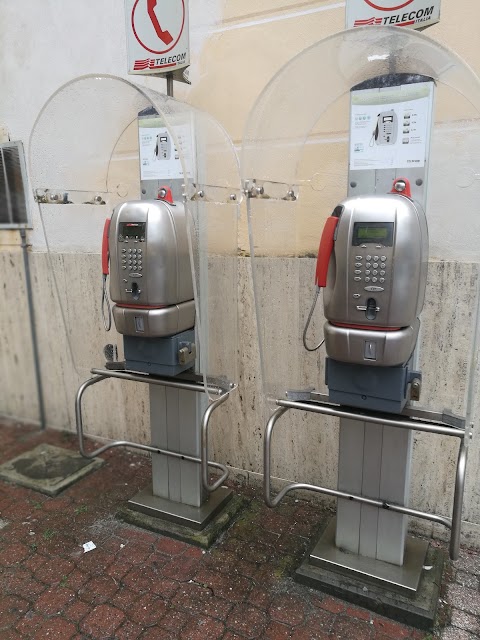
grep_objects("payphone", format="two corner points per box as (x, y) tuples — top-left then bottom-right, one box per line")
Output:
(101, 191), (196, 376)
(314, 179), (427, 412)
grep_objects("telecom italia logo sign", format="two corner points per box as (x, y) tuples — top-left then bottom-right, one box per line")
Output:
(346, 0), (441, 30)
(125, 0), (190, 75)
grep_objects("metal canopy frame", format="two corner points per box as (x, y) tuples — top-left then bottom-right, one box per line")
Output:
(75, 368), (234, 493)
(264, 394), (469, 560)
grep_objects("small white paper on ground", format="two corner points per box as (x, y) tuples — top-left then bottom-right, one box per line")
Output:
(83, 541), (96, 553)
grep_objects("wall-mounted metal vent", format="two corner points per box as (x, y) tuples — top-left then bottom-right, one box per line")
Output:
(0, 141), (30, 228)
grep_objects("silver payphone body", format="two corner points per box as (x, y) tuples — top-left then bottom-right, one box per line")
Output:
(103, 194), (196, 376)
(318, 186), (428, 412)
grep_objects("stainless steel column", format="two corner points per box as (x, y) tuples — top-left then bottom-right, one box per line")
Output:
(336, 418), (412, 565)
(150, 386), (206, 507)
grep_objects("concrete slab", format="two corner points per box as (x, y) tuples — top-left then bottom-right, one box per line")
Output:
(0, 443), (103, 496)
(117, 492), (247, 549)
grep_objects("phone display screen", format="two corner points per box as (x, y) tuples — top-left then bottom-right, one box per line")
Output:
(120, 222), (146, 239)
(352, 222), (394, 246)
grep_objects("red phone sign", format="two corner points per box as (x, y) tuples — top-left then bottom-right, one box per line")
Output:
(131, 0), (185, 55)
(364, 0), (414, 9)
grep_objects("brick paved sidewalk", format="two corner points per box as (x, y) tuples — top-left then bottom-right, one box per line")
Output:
(0, 419), (479, 639)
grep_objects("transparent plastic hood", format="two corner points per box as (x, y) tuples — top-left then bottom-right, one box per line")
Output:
(243, 26), (480, 426)
(29, 74), (241, 397)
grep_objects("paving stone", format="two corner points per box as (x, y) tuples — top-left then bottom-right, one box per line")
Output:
(226, 603), (268, 638)
(78, 574), (120, 605)
(63, 598), (91, 623)
(0, 595), (31, 629)
(161, 554), (201, 582)
(441, 627), (478, 640)
(447, 583), (480, 616)
(450, 608), (480, 634)
(115, 620), (145, 639)
(157, 607), (190, 632)
(331, 615), (374, 640)
(290, 626), (332, 640)
(312, 594), (346, 614)
(180, 614), (225, 639)
(269, 592), (309, 626)
(140, 627), (176, 639)
(33, 616), (77, 639)
(263, 620), (293, 639)
(34, 556), (75, 584)
(34, 587), (76, 616)
(172, 582), (233, 620)
(372, 616), (412, 638)
(80, 603), (126, 637)
(128, 593), (168, 626)
(456, 570), (480, 590)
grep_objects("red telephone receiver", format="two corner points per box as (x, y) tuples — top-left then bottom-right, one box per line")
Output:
(315, 215), (339, 288)
(102, 218), (111, 276)
(101, 218), (112, 331)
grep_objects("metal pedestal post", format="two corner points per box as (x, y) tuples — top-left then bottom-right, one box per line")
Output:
(312, 417), (428, 594)
(129, 386), (232, 530)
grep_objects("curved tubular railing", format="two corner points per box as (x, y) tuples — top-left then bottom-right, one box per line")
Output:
(75, 369), (232, 493)
(264, 401), (469, 561)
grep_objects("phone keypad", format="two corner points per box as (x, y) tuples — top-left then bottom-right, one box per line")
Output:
(351, 252), (389, 293)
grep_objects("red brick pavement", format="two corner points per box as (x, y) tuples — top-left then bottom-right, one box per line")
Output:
(0, 419), (478, 639)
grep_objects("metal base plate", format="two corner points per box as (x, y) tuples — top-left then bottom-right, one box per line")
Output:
(128, 485), (233, 531)
(295, 519), (444, 630)
(309, 519), (428, 595)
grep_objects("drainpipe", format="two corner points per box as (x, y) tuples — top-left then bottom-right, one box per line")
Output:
(19, 228), (46, 430)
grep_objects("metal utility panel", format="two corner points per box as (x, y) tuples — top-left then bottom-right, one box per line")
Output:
(0, 141), (30, 228)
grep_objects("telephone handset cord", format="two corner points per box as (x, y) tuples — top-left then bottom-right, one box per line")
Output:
(102, 274), (112, 331)
(302, 287), (325, 352)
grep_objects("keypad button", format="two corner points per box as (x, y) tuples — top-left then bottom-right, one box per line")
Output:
(380, 270), (385, 276)
(129, 266), (132, 270)
(139, 266), (143, 271)
(365, 277), (370, 282)
(355, 256), (362, 261)
(372, 277), (378, 283)
(122, 266), (127, 270)
(354, 277), (362, 281)
(122, 260), (126, 265)
(365, 270), (371, 276)
(133, 248), (137, 253)
(122, 248), (126, 253)
(366, 255), (372, 261)
(376, 245), (382, 249)
(372, 270), (378, 276)
(381, 256), (387, 262)
(355, 270), (362, 275)
(128, 248), (132, 253)
(380, 263), (386, 269)
(366, 262), (371, 269)
(374, 255), (379, 261)
(355, 262), (362, 268)
(373, 263), (379, 269)
(379, 278), (385, 283)
(138, 249), (142, 254)
(353, 293), (361, 298)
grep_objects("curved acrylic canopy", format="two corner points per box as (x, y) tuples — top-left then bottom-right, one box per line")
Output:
(29, 74), (241, 398)
(242, 27), (480, 418)
(243, 27), (480, 517)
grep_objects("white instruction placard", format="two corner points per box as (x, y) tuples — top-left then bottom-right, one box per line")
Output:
(350, 82), (434, 171)
(138, 123), (194, 181)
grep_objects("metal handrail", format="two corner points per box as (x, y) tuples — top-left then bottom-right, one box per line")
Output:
(264, 400), (469, 561)
(75, 369), (233, 493)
